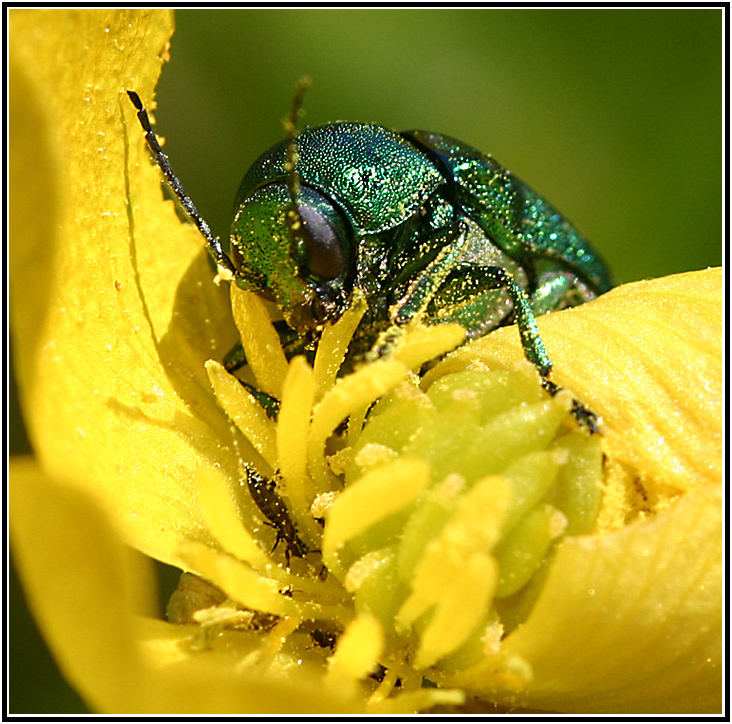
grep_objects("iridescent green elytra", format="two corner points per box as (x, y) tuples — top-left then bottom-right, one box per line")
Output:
(127, 90), (612, 433)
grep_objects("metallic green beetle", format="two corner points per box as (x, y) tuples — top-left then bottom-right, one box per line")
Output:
(127, 90), (612, 431)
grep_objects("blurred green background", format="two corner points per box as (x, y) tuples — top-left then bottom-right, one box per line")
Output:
(156, 9), (722, 282)
(10, 8), (722, 713)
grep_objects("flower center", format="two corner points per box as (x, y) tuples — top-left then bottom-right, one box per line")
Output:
(184, 287), (603, 699)
(322, 365), (603, 672)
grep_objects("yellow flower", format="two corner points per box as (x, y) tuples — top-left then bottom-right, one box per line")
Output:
(10, 8), (722, 714)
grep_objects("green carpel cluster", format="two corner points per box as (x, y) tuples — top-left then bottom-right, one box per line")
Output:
(325, 366), (603, 672)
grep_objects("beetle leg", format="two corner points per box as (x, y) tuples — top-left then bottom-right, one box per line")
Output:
(388, 225), (551, 376)
(389, 249), (600, 433)
(430, 264), (599, 432)
(364, 224), (469, 359)
(458, 265), (553, 377)
(378, 223), (549, 372)
(389, 223), (471, 325)
(473, 269), (601, 431)
(540, 377), (599, 434)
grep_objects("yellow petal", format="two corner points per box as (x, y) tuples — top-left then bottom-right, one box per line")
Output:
(10, 457), (153, 711)
(426, 268), (723, 526)
(435, 483), (722, 713)
(11, 457), (363, 713)
(390, 322), (466, 370)
(10, 9), (245, 565)
(177, 541), (298, 618)
(10, 9), (723, 715)
(308, 359), (410, 489)
(413, 552), (497, 670)
(312, 290), (367, 400)
(178, 541), (352, 625)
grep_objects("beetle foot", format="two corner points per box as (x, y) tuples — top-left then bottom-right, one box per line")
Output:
(568, 398), (600, 435)
(541, 377), (599, 435)
(365, 325), (404, 362)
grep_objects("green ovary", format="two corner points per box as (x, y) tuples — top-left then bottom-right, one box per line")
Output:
(326, 367), (603, 673)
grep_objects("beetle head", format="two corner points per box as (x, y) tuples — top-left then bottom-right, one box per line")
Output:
(229, 182), (351, 333)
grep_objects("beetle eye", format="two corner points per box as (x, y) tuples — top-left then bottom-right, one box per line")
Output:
(298, 204), (345, 280)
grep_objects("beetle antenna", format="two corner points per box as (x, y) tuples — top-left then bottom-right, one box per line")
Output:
(282, 77), (312, 248)
(125, 90), (237, 280)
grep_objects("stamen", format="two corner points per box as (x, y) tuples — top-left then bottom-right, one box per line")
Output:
(230, 287), (288, 399)
(205, 360), (278, 470)
(195, 467), (270, 569)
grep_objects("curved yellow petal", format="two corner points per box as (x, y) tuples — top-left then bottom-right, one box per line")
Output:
(9, 9), (243, 565)
(10, 458), (363, 713)
(426, 268), (723, 527)
(194, 466), (270, 569)
(322, 458), (431, 576)
(434, 483), (722, 713)
(10, 456), (151, 711)
(135, 616), (362, 714)
(277, 356), (322, 546)
(308, 359), (410, 489)
(205, 360), (278, 470)
(312, 290), (367, 400)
